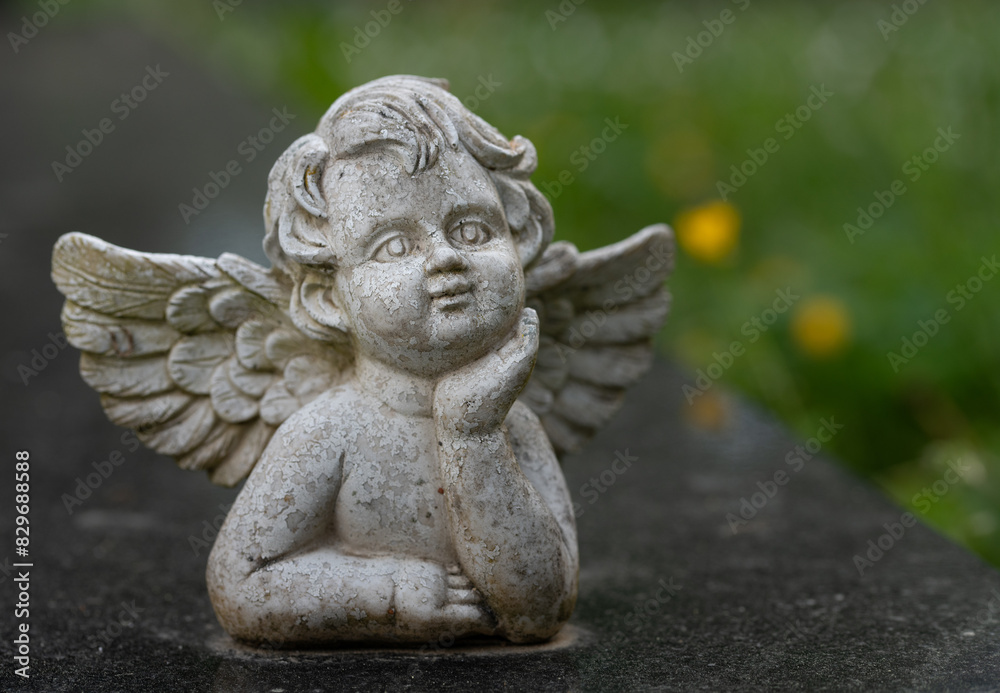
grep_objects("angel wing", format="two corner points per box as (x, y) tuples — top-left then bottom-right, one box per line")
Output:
(51, 233), (351, 486)
(519, 224), (674, 457)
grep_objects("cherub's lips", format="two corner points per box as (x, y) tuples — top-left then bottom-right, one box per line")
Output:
(428, 278), (472, 300)
(428, 279), (473, 311)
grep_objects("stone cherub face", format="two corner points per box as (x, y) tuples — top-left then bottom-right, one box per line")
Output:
(318, 147), (524, 379)
(51, 75), (673, 647)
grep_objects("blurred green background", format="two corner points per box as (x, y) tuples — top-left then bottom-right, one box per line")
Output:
(41, 0), (1000, 564)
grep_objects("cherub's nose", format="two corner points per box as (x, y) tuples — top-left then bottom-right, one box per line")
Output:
(425, 240), (468, 275)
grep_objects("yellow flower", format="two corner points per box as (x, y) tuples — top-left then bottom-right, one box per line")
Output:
(674, 200), (740, 264)
(791, 295), (851, 359)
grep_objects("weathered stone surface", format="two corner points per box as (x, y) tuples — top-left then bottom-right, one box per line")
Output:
(49, 76), (672, 645)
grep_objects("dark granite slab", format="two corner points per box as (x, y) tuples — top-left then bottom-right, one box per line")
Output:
(2, 17), (998, 693)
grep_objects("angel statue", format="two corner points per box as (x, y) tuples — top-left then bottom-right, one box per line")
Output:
(51, 75), (673, 647)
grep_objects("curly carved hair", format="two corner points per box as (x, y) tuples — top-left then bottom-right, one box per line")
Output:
(263, 75), (554, 280)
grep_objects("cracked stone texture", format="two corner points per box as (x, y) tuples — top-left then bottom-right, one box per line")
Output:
(2, 17), (999, 693)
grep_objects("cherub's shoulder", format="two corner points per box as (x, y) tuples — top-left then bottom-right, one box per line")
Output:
(271, 381), (369, 448)
(247, 382), (372, 483)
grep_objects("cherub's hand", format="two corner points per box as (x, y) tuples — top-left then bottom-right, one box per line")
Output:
(444, 563), (483, 606)
(392, 559), (494, 637)
(433, 308), (539, 436)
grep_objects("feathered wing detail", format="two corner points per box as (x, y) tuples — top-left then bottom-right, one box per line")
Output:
(520, 224), (674, 457)
(52, 233), (351, 487)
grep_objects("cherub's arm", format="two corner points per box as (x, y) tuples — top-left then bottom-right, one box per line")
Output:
(207, 402), (492, 645)
(504, 400), (579, 584)
(434, 310), (578, 643)
(207, 414), (394, 644)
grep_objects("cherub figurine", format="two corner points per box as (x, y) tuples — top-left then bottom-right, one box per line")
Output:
(52, 76), (673, 647)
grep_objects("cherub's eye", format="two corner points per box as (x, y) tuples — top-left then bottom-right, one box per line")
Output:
(373, 236), (412, 262)
(451, 221), (491, 247)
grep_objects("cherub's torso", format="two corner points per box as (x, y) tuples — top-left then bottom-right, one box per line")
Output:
(282, 381), (459, 566)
